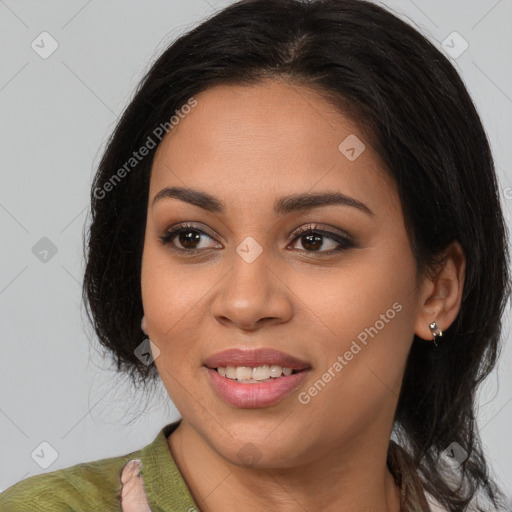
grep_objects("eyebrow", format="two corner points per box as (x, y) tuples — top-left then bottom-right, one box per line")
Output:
(152, 186), (374, 216)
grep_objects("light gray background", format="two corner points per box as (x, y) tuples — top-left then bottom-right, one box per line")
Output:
(1, 0), (511, 502)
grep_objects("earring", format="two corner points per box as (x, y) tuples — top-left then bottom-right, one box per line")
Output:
(141, 316), (148, 335)
(429, 321), (443, 346)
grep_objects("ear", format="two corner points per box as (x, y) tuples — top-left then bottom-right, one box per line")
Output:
(414, 240), (466, 341)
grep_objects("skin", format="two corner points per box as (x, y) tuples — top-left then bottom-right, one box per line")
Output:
(140, 79), (466, 511)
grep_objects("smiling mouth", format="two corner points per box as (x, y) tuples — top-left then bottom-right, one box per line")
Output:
(212, 365), (304, 383)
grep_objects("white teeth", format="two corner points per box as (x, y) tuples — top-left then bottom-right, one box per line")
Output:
(215, 365), (295, 382)
(225, 366), (237, 379)
(252, 365), (270, 380)
(236, 366), (253, 380)
(269, 364), (283, 377)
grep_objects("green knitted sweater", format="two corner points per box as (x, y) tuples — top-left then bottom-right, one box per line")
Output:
(0, 421), (199, 512)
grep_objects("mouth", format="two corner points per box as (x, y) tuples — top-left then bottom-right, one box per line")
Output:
(203, 348), (311, 408)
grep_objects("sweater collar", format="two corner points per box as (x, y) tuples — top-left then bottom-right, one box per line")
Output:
(139, 419), (199, 511)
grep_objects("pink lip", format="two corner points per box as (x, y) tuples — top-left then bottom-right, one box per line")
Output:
(203, 348), (310, 370)
(203, 348), (311, 408)
(206, 367), (310, 408)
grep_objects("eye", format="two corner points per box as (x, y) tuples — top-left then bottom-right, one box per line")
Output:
(159, 223), (222, 252)
(288, 224), (354, 254)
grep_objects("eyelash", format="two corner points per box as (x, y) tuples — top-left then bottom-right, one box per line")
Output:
(159, 222), (354, 256)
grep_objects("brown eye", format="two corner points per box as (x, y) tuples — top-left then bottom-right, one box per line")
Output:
(176, 229), (202, 249)
(159, 223), (221, 252)
(289, 226), (354, 254)
(299, 233), (324, 251)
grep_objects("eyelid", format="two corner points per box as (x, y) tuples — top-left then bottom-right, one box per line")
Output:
(163, 222), (218, 240)
(291, 223), (352, 241)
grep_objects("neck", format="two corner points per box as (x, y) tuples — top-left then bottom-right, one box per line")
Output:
(167, 420), (402, 512)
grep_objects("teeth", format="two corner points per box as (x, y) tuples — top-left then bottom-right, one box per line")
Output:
(226, 366), (237, 379)
(269, 364), (283, 377)
(253, 365), (270, 380)
(216, 365), (295, 382)
(236, 366), (253, 380)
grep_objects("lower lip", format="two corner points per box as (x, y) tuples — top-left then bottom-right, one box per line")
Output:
(206, 368), (310, 408)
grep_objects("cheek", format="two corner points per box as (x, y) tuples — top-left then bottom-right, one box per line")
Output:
(296, 249), (418, 420)
(302, 244), (417, 353)
(141, 247), (210, 412)
(140, 241), (214, 365)
(295, 246), (417, 395)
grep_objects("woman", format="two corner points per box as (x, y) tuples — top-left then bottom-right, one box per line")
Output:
(1, 0), (509, 510)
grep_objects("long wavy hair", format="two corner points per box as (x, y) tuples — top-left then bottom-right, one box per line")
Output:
(82, 0), (511, 509)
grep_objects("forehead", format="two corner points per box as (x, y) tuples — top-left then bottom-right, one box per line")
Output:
(149, 80), (397, 217)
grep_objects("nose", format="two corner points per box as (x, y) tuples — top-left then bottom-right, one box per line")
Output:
(210, 243), (294, 332)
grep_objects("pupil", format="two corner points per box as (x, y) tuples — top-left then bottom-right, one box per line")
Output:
(302, 233), (322, 251)
(180, 230), (200, 249)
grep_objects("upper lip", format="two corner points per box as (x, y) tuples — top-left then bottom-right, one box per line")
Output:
(204, 348), (310, 370)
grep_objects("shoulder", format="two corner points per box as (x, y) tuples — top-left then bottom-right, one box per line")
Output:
(0, 450), (140, 512)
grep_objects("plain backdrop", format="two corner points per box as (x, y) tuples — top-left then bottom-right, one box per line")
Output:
(1, 0), (511, 502)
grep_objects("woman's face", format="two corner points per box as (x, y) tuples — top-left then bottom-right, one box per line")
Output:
(141, 80), (428, 468)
